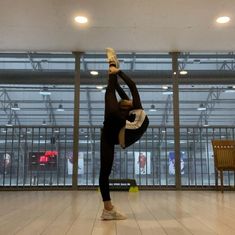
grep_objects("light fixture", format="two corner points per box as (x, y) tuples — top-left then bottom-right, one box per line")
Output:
(149, 104), (157, 112)
(42, 120), (47, 126)
(216, 16), (230, 24)
(11, 102), (20, 111)
(1, 128), (7, 133)
(6, 121), (13, 127)
(162, 85), (168, 90)
(39, 87), (51, 96)
(90, 71), (99, 76)
(193, 59), (201, 64)
(74, 16), (88, 24)
(180, 70), (188, 75)
(96, 85), (103, 90)
(197, 103), (206, 111)
(203, 120), (209, 127)
(225, 86), (235, 93)
(57, 104), (64, 112)
(54, 129), (60, 133)
(162, 87), (173, 95)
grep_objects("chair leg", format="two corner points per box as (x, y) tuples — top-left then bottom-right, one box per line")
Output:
(220, 170), (224, 193)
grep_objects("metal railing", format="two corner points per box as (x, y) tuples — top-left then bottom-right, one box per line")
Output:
(0, 126), (234, 189)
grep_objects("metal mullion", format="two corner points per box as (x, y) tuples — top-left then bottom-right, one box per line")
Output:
(199, 128), (203, 186)
(37, 127), (40, 186)
(145, 130), (148, 186)
(63, 128), (67, 186)
(9, 127), (14, 186)
(23, 128), (29, 187)
(56, 127), (60, 186)
(219, 127), (222, 139)
(30, 128), (34, 186)
(43, 128), (47, 186)
(212, 127), (216, 186)
(158, 128), (161, 186)
(193, 127), (197, 186)
(72, 52), (81, 189)
(16, 127), (21, 186)
(151, 128), (154, 186)
(165, 128), (168, 186)
(234, 128), (235, 186)
(171, 52), (181, 189)
(186, 128), (190, 186)
(22, 128), (26, 186)
(225, 127), (231, 186)
(206, 128), (210, 186)
(138, 140), (141, 186)
(92, 128), (96, 186)
(49, 128), (53, 186)
(86, 127), (89, 186)
(3, 128), (8, 186)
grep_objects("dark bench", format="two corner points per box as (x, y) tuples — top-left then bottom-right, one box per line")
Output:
(109, 179), (138, 192)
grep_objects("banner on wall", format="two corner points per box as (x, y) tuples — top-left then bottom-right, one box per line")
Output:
(67, 152), (84, 175)
(135, 152), (151, 175)
(168, 151), (185, 175)
(0, 152), (12, 174)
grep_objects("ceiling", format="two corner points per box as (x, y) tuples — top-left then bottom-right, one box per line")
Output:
(0, 1), (235, 128)
(0, 0), (235, 52)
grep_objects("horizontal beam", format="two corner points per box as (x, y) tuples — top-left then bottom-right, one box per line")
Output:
(0, 71), (235, 85)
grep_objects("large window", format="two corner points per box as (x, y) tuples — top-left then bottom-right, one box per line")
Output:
(0, 52), (235, 188)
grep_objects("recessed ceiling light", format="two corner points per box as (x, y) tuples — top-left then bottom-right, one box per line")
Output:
(216, 16), (230, 24)
(74, 16), (88, 24)
(90, 71), (99, 76)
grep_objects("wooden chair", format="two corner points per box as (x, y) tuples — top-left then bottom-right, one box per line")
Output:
(211, 140), (235, 192)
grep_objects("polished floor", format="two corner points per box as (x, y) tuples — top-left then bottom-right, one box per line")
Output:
(0, 190), (234, 235)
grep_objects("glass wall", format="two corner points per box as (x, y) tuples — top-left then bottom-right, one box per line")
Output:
(0, 51), (235, 189)
(179, 53), (235, 187)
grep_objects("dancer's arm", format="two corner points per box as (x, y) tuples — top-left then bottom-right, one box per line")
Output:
(117, 70), (143, 109)
(115, 83), (130, 100)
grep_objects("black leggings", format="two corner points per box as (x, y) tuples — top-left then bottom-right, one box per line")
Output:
(99, 70), (142, 202)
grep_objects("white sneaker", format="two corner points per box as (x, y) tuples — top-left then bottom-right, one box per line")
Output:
(101, 207), (127, 220)
(106, 48), (120, 68)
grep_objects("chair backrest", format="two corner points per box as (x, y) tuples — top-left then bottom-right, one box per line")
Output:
(211, 140), (235, 170)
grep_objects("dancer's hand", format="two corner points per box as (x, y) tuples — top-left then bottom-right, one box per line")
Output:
(109, 66), (120, 74)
